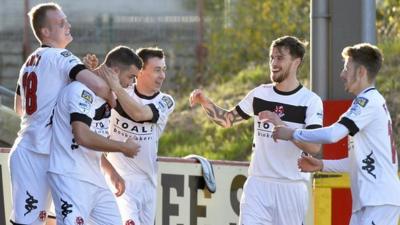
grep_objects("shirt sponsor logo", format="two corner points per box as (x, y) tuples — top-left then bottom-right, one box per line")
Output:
(61, 50), (72, 57)
(162, 96), (173, 109)
(78, 102), (90, 114)
(157, 101), (167, 113)
(81, 90), (93, 103)
(355, 97), (369, 107)
(349, 104), (362, 117)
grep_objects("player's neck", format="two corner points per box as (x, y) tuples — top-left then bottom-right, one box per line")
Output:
(40, 40), (66, 49)
(135, 83), (157, 97)
(274, 76), (300, 92)
(354, 83), (375, 96)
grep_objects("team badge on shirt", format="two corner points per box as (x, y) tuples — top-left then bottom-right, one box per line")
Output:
(75, 216), (84, 225)
(125, 219), (135, 225)
(39, 210), (47, 221)
(60, 50), (72, 57)
(81, 90), (93, 103)
(274, 105), (285, 118)
(355, 97), (369, 107)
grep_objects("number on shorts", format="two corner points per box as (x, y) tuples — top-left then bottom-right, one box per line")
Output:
(22, 71), (38, 115)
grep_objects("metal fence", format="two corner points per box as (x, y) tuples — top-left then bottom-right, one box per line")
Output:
(0, 0), (204, 108)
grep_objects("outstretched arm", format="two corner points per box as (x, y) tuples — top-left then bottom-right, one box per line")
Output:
(298, 155), (350, 173)
(189, 89), (244, 128)
(273, 123), (349, 144)
(259, 110), (322, 155)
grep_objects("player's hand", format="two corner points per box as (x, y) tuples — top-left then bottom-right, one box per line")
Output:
(83, 54), (99, 71)
(98, 65), (122, 91)
(189, 89), (209, 107)
(298, 155), (323, 172)
(121, 137), (140, 158)
(272, 125), (294, 142)
(258, 110), (285, 126)
(109, 171), (126, 197)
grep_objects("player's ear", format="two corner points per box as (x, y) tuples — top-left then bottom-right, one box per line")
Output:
(293, 57), (301, 68)
(112, 66), (120, 75)
(358, 65), (368, 80)
(40, 27), (50, 39)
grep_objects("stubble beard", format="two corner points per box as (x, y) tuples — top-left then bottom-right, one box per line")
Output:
(271, 70), (290, 83)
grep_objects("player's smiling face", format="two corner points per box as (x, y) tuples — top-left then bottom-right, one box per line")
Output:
(269, 47), (297, 83)
(45, 9), (72, 48)
(138, 57), (166, 94)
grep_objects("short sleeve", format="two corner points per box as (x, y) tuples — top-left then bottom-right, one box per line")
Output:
(151, 94), (175, 128)
(236, 88), (256, 119)
(68, 83), (95, 126)
(338, 96), (376, 136)
(305, 95), (323, 129)
(54, 50), (85, 81)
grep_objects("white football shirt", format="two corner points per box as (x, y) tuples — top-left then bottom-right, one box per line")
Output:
(237, 84), (323, 181)
(338, 87), (400, 211)
(90, 97), (111, 138)
(13, 46), (85, 154)
(107, 85), (175, 186)
(48, 81), (108, 188)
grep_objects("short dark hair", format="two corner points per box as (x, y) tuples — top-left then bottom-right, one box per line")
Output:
(104, 46), (143, 70)
(28, 3), (61, 41)
(136, 47), (164, 67)
(342, 43), (383, 81)
(270, 36), (307, 61)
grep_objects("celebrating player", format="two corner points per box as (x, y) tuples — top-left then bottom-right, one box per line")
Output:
(101, 47), (175, 225)
(190, 36), (323, 225)
(273, 43), (400, 225)
(9, 3), (112, 225)
(47, 46), (143, 225)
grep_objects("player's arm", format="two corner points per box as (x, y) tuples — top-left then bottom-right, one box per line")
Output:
(14, 85), (22, 116)
(75, 69), (116, 107)
(298, 155), (350, 173)
(114, 85), (154, 121)
(291, 125), (322, 155)
(273, 122), (349, 144)
(258, 110), (322, 154)
(322, 157), (350, 173)
(101, 154), (125, 197)
(99, 66), (154, 121)
(292, 140), (321, 155)
(189, 89), (244, 128)
(71, 120), (139, 157)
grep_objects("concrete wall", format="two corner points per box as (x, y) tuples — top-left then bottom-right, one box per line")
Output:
(0, 0), (200, 107)
(0, 105), (19, 147)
